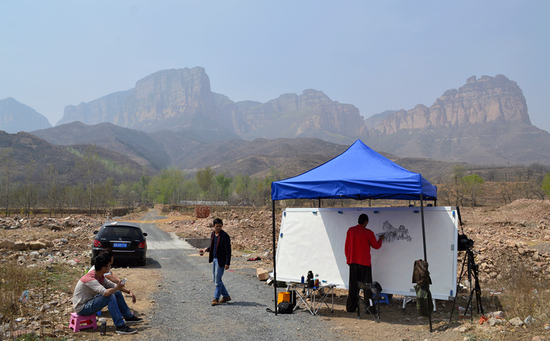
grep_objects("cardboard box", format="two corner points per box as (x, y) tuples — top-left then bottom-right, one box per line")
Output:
(257, 268), (269, 281)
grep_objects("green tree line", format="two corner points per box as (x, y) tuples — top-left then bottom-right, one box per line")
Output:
(2, 145), (550, 217)
(0, 146), (284, 217)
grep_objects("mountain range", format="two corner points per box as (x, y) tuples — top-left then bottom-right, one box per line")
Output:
(53, 67), (550, 166)
(2, 67), (549, 179)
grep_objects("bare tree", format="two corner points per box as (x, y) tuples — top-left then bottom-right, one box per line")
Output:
(14, 182), (39, 218)
(449, 165), (466, 206)
(43, 165), (60, 217)
(77, 146), (103, 215)
(0, 149), (16, 217)
(529, 176), (546, 200)
(497, 182), (515, 204)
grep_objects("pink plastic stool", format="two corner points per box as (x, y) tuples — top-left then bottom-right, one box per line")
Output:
(69, 312), (97, 332)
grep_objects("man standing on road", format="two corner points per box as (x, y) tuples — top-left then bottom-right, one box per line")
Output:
(199, 218), (232, 306)
(73, 253), (143, 335)
(344, 213), (384, 312)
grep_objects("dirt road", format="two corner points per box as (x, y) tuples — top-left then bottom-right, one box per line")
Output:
(136, 210), (341, 341)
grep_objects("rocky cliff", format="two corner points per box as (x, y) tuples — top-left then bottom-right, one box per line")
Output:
(0, 97), (52, 133)
(60, 90), (132, 126)
(361, 75), (550, 165)
(366, 75), (530, 135)
(59, 67), (221, 132)
(58, 68), (363, 143)
(216, 89), (363, 144)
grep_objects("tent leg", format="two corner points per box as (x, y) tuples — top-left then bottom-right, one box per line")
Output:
(420, 195), (432, 332)
(420, 195), (427, 263)
(272, 200), (278, 315)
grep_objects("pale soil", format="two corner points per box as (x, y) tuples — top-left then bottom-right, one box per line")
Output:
(3, 200), (550, 340)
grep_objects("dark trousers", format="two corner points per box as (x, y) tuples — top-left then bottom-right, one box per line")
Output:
(346, 263), (372, 312)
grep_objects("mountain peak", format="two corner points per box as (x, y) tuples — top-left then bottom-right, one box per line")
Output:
(367, 74), (531, 135)
(0, 97), (52, 133)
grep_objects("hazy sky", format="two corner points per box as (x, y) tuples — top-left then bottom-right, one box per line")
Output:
(2, 1), (549, 132)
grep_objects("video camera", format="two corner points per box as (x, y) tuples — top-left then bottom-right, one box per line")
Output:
(458, 233), (474, 251)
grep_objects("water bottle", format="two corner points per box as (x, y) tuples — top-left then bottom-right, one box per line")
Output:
(301, 275), (304, 284)
(99, 318), (107, 335)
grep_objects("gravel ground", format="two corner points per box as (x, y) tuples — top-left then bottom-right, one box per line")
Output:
(135, 211), (343, 341)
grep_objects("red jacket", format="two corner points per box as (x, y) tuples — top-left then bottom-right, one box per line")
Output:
(345, 224), (382, 266)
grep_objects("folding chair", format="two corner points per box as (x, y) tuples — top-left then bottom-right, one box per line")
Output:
(357, 281), (382, 322)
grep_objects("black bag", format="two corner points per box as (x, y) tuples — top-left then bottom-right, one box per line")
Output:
(277, 301), (294, 314)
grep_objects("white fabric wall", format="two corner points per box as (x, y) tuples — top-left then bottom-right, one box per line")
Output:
(275, 206), (458, 300)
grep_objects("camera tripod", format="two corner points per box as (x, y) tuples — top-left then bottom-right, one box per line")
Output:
(450, 247), (484, 323)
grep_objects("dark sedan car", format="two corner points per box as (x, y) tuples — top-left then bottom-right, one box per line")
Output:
(91, 221), (147, 266)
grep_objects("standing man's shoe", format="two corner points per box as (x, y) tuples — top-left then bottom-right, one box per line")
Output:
(211, 299), (219, 306)
(219, 296), (231, 303)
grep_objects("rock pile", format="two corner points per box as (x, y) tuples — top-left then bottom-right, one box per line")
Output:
(0, 215), (105, 265)
(160, 209), (281, 254)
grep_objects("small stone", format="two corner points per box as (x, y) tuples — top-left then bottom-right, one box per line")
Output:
(509, 317), (524, 327)
(489, 317), (504, 326)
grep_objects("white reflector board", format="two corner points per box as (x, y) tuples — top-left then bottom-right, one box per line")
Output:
(275, 206), (458, 300)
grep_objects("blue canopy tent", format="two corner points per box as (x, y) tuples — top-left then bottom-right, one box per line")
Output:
(269, 140), (437, 320)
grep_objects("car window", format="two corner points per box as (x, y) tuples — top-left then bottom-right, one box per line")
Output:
(100, 226), (142, 238)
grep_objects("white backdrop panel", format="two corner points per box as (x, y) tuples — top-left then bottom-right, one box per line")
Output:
(275, 207), (458, 300)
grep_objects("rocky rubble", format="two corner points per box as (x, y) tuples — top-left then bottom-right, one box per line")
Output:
(159, 209), (281, 254)
(0, 215), (104, 256)
(458, 199), (550, 285)
(3, 200), (550, 339)
(0, 215), (110, 339)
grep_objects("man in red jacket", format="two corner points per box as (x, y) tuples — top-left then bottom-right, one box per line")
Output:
(345, 213), (384, 312)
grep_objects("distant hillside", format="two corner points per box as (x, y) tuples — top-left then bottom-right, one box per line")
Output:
(32, 122), (170, 171)
(0, 131), (146, 185)
(26, 119), (489, 185)
(0, 97), (51, 133)
(180, 138), (350, 177)
(363, 122), (550, 166)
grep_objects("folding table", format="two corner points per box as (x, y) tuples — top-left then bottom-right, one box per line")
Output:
(287, 282), (336, 315)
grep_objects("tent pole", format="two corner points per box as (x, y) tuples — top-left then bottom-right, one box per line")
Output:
(420, 195), (427, 262)
(272, 200), (278, 315)
(420, 194), (433, 332)
(318, 198), (321, 208)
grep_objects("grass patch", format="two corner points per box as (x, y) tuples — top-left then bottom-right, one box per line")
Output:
(1, 261), (83, 339)
(485, 255), (550, 321)
(0, 262), (36, 317)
